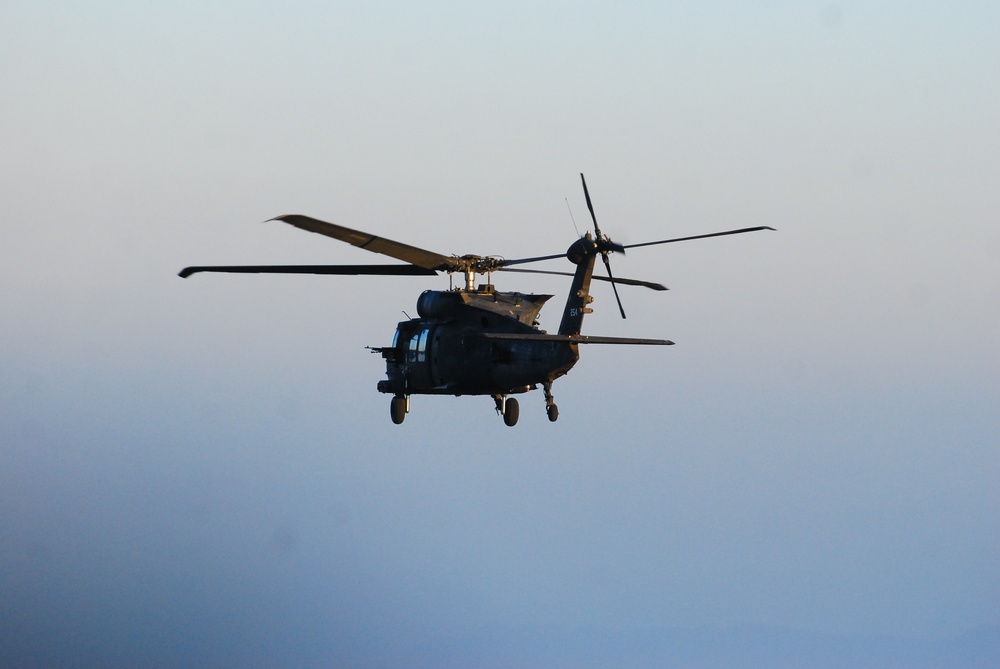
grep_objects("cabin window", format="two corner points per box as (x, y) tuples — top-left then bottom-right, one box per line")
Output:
(490, 342), (512, 364)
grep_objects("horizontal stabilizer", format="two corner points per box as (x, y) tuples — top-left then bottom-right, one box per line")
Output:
(483, 333), (673, 346)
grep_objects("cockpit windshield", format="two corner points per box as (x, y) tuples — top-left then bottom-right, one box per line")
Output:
(405, 327), (430, 363)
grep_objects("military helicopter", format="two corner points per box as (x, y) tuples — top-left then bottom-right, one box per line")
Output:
(180, 174), (773, 426)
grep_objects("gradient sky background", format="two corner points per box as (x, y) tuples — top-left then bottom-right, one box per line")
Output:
(2, 1), (998, 667)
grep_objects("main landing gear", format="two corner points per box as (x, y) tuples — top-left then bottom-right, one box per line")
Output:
(493, 384), (558, 427)
(494, 395), (519, 427)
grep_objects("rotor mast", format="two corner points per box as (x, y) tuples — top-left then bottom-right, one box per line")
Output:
(453, 255), (505, 292)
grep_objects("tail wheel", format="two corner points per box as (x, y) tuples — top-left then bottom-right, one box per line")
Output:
(503, 397), (519, 427)
(390, 396), (406, 424)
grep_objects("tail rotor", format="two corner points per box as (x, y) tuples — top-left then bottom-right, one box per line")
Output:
(580, 173), (627, 318)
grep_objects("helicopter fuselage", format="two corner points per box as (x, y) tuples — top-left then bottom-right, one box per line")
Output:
(374, 287), (579, 397)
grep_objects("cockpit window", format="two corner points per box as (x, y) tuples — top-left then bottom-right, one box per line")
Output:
(417, 329), (429, 362)
(407, 332), (419, 362)
(405, 327), (430, 363)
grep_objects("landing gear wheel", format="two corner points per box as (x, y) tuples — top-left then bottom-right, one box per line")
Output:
(503, 397), (519, 427)
(542, 381), (558, 423)
(390, 396), (406, 424)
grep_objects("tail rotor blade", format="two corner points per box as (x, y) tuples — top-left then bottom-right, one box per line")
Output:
(581, 173), (602, 238)
(601, 253), (626, 319)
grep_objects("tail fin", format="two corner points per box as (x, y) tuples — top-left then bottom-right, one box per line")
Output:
(557, 235), (598, 335)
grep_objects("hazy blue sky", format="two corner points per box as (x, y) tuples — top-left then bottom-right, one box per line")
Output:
(2, 1), (998, 666)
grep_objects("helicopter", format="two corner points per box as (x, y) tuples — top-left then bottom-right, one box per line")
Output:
(179, 174), (773, 426)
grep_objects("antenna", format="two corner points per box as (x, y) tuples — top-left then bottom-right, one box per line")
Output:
(565, 197), (582, 238)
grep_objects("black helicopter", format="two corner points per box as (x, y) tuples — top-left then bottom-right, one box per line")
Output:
(180, 174), (772, 426)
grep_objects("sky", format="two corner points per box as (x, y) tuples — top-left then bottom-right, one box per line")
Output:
(2, 1), (999, 666)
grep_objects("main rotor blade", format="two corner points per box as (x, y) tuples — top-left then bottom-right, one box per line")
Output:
(272, 214), (459, 271)
(580, 173), (602, 238)
(179, 264), (438, 279)
(601, 253), (627, 319)
(497, 252), (567, 267)
(623, 225), (776, 250)
(499, 267), (668, 291)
